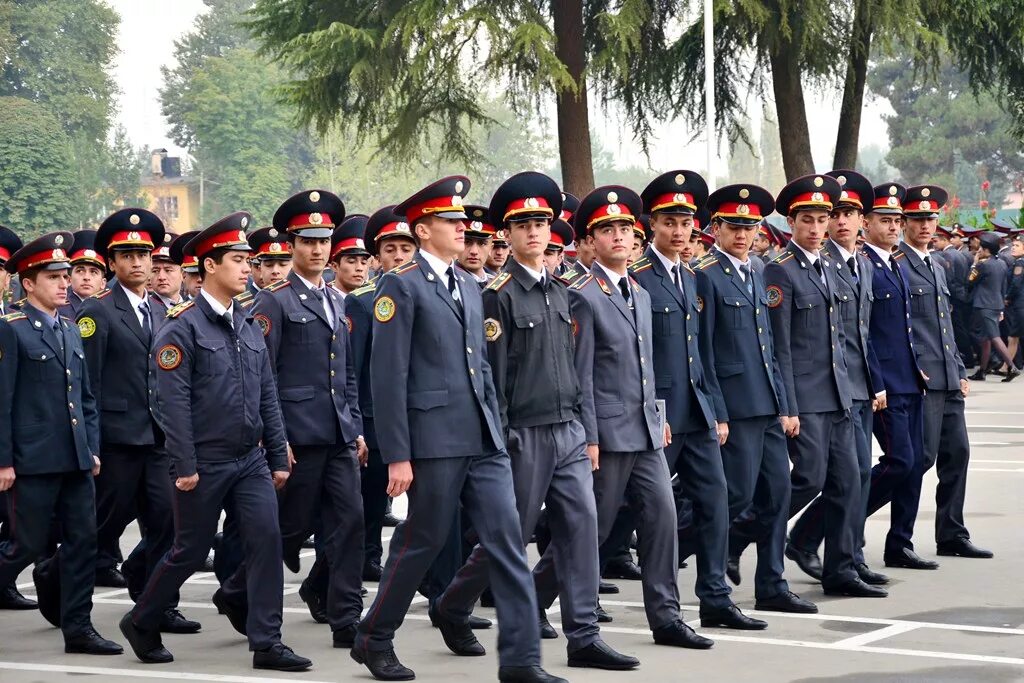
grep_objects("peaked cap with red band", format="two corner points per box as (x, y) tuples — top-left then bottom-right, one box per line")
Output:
(4, 231), (73, 274)
(0, 225), (24, 266)
(331, 214), (370, 259)
(463, 205), (496, 239)
(826, 169), (873, 212)
(487, 171), (561, 229)
(95, 208), (165, 256)
(868, 183), (907, 215)
(775, 174), (841, 217)
(572, 185), (642, 241)
(707, 184), (775, 226)
(396, 175), (470, 225)
(273, 189), (345, 239)
(365, 205), (416, 257)
(904, 185), (948, 218)
(152, 231), (179, 262)
(641, 169), (709, 216)
(248, 226), (292, 261)
(185, 212), (252, 260)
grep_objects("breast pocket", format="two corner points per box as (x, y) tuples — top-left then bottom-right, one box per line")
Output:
(910, 284), (935, 316)
(22, 346), (58, 383)
(286, 311), (316, 344)
(722, 296), (750, 330)
(835, 288), (856, 322)
(794, 293), (819, 329)
(652, 301), (681, 336)
(511, 314), (544, 353)
(195, 338), (229, 376)
(240, 336), (265, 373)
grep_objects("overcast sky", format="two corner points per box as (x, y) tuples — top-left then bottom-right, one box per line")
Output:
(108, 0), (892, 181)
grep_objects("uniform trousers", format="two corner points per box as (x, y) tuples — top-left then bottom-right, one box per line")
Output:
(0, 471), (96, 635)
(866, 393), (925, 553)
(722, 415), (792, 600)
(786, 409), (859, 586)
(922, 390), (972, 544)
(132, 449), (283, 650)
(361, 447), (389, 568)
(439, 420), (600, 652)
(355, 450), (541, 667)
(790, 399), (873, 565)
(278, 441), (364, 630)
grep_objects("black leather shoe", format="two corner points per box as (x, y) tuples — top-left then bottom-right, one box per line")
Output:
(498, 665), (568, 682)
(968, 370), (986, 381)
(856, 562), (890, 585)
(429, 603), (485, 656)
(283, 549), (301, 574)
(468, 614), (492, 629)
(652, 620), (714, 649)
(785, 543), (823, 581)
(539, 610), (558, 639)
(351, 645), (414, 680)
(120, 613), (172, 663)
(568, 640), (640, 670)
(95, 567), (127, 588)
(160, 608), (201, 634)
(884, 547), (939, 570)
(699, 604), (767, 630)
(822, 577), (888, 598)
(382, 513), (403, 527)
(602, 558), (642, 581)
(363, 561), (383, 582)
(333, 624), (357, 648)
(937, 538), (994, 559)
(595, 602), (612, 623)
(1002, 368), (1021, 383)
(755, 590), (818, 614)
(726, 556), (741, 586)
(0, 583), (37, 610)
(253, 643), (312, 672)
(65, 625), (124, 655)
(32, 561), (60, 627)
(598, 580), (619, 595)
(298, 579), (328, 623)
(212, 588), (248, 635)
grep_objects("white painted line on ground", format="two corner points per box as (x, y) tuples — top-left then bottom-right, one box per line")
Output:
(969, 442), (1012, 446)
(971, 459), (1024, 463)
(0, 661), (337, 682)
(971, 468), (1024, 473)
(966, 424), (1024, 430)
(968, 411), (1024, 415)
(832, 622), (920, 647)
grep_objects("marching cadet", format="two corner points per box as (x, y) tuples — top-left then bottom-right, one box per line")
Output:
(329, 214), (372, 297)
(120, 213), (310, 671)
(435, 172), (638, 670)
(352, 176), (562, 683)
(898, 185), (994, 560)
(967, 233), (1018, 381)
(485, 226), (510, 273)
(631, 171), (765, 630)
(766, 175), (883, 598)
(458, 205), (496, 286)
(1004, 236), (1024, 372)
(149, 232), (185, 316)
(787, 170), (889, 587)
(557, 184), (713, 651)
(58, 230), (106, 318)
(695, 183), (818, 614)
(251, 190), (367, 649)
(859, 183), (933, 571)
(76, 210), (199, 632)
(347, 206), (418, 584)
(0, 233), (122, 653)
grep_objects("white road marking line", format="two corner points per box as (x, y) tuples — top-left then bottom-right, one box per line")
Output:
(0, 661), (337, 682)
(971, 468), (1024, 473)
(966, 424), (1024, 430)
(968, 411), (1024, 415)
(971, 459), (1024, 463)
(832, 622), (920, 647)
(969, 442), (1011, 446)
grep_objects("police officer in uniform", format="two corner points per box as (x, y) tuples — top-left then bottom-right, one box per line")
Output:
(172, 231), (203, 301)
(251, 190), (367, 649)
(1005, 236), (1024, 371)
(859, 183), (933, 571)
(898, 185), (994, 561)
(967, 233), (1018, 381)
(485, 224), (510, 273)
(58, 230), (106, 318)
(149, 232), (185, 316)
(787, 170), (889, 587)
(120, 213), (311, 672)
(561, 184), (714, 650)
(696, 183), (817, 614)
(77, 210), (199, 632)
(329, 214), (372, 297)
(459, 205), (496, 287)
(766, 175), (883, 597)
(631, 171), (766, 629)
(436, 172), (639, 670)
(240, 227), (293, 309)
(351, 176), (561, 683)
(0, 232), (122, 654)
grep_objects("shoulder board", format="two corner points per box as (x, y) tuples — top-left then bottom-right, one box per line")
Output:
(166, 301), (195, 319)
(630, 260), (653, 273)
(233, 291), (254, 304)
(351, 281), (376, 297)
(696, 257), (718, 271)
(265, 278), (291, 292)
(629, 256), (651, 269)
(91, 289), (112, 300)
(555, 272), (576, 286)
(569, 274), (594, 291)
(1, 311), (27, 323)
(485, 272), (512, 292)
(390, 261), (419, 276)
(892, 251), (906, 260)
(771, 252), (794, 264)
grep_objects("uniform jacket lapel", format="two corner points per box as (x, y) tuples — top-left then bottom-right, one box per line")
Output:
(788, 243), (827, 296)
(23, 305), (65, 367)
(590, 263), (637, 331)
(644, 247), (685, 307)
(416, 252), (463, 322)
(288, 271), (333, 327)
(112, 284), (149, 347)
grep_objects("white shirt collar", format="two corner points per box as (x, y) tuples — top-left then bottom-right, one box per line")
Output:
(791, 241), (820, 264)
(865, 242), (894, 262)
(719, 249), (752, 275)
(158, 294), (182, 308)
(294, 272), (326, 293)
(650, 244), (680, 273)
(829, 239), (856, 262)
(200, 288), (234, 320)
(419, 249), (457, 285)
(517, 260), (545, 284)
(907, 243), (931, 261)
(594, 260), (626, 287)
(119, 283), (146, 310)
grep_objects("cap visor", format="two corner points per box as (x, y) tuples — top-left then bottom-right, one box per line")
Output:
(436, 210), (468, 220)
(652, 207), (696, 216)
(718, 217), (761, 226)
(293, 228), (334, 239)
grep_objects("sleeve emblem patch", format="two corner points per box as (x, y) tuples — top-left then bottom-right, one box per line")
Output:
(374, 295), (396, 323)
(483, 317), (502, 342)
(254, 314), (272, 337)
(157, 344), (182, 370)
(78, 317), (96, 338)
(766, 285), (784, 308)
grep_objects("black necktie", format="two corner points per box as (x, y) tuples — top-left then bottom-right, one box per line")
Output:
(222, 311), (234, 331)
(924, 255), (933, 272)
(812, 260), (823, 278)
(889, 257), (903, 285)
(672, 264), (682, 292)
(618, 278), (632, 308)
(846, 256), (859, 283)
(138, 302), (151, 341)
(309, 288), (323, 301)
(53, 320), (64, 353)
(740, 264), (753, 294)
(446, 267), (463, 314)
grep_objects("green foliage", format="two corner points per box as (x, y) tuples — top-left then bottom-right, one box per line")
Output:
(0, 97), (78, 236)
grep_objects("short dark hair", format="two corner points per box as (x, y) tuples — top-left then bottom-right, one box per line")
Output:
(198, 248), (230, 278)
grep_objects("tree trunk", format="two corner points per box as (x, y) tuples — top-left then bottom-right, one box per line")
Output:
(552, 0), (594, 196)
(768, 42), (815, 180)
(833, 0), (874, 170)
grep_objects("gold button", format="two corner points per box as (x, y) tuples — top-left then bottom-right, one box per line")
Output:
(332, 335), (337, 341)
(66, 369), (71, 376)
(686, 314), (691, 320)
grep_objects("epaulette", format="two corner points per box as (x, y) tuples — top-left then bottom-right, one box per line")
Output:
(630, 258), (653, 274)
(569, 274), (593, 291)
(771, 252), (794, 264)
(390, 261), (419, 276)
(265, 279), (291, 292)
(351, 281), (376, 297)
(166, 300), (195, 318)
(1, 311), (27, 323)
(555, 271), (576, 285)
(695, 257), (718, 271)
(485, 271), (512, 292)
(892, 251), (906, 260)
(234, 290), (254, 305)
(91, 289), (112, 300)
